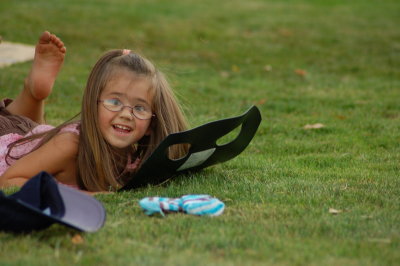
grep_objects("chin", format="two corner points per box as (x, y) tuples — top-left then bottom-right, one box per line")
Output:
(111, 143), (131, 150)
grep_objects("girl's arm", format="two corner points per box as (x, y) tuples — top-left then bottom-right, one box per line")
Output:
(0, 132), (79, 189)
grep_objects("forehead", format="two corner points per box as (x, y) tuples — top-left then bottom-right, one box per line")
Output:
(101, 69), (153, 101)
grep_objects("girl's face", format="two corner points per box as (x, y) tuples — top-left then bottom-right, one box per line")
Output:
(98, 69), (153, 149)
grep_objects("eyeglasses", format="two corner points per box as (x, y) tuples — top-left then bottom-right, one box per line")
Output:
(98, 99), (155, 120)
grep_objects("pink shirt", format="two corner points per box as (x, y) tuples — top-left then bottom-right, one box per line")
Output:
(0, 123), (140, 190)
(0, 124), (79, 176)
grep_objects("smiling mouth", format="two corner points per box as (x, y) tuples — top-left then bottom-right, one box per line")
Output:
(113, 124), (132, 133)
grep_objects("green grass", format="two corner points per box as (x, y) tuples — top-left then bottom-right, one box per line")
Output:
(0, 0), (399, 265)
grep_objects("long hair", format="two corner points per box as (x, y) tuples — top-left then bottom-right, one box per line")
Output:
(7, 50), (188, 191)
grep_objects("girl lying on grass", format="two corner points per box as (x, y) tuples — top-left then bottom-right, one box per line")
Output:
(0, 31), (188, 192)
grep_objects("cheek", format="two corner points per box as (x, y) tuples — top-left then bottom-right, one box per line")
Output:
(138, 120), (152, 136)
(97, 107), (110, 129)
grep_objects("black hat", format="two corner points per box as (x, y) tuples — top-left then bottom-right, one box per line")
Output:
(0, 171), (106, 233)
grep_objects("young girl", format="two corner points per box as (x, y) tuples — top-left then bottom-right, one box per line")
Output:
(0, 31), (188, 192)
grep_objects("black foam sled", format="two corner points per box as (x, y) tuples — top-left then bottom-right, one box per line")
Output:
(120, 105), (262, 190)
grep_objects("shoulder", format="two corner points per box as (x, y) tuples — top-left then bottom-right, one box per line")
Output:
(60, 122), (80, 135)
(50, 131), (79, 156)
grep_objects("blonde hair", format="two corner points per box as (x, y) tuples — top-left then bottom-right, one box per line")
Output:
(8, 50), (188, 191)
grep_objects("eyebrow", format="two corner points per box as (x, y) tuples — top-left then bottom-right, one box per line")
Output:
(106, 92), (150, 105)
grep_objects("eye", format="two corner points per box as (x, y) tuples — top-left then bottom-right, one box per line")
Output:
(134, 105), (147, 113)
(105, 98), (122, 107)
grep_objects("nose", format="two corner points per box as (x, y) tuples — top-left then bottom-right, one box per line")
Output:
(119, 106), (133, 120)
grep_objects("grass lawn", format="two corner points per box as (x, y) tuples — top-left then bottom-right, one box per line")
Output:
(0, 0), (399, 265)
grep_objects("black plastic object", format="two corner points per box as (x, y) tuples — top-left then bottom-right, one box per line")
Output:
(120, 105), (262, 190)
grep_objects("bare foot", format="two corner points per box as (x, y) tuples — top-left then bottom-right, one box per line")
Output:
(25, 31), (66, 100)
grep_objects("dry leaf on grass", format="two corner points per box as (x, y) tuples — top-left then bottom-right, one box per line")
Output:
(336, 115), (347, 120)
(220, 71), (230, 78)
(367, 238), (391, 244)
(264, 65), (272, 72)
(295, 69), (307, 77)
(303, 123), (325, 129)
(231, 65), (240, 73)
(278, 28), (293, 37)
(71, 234), (84, 245)
(329, 208), (342, 214)
(255, 98), (266, 105)
(361, 215), (373, 220)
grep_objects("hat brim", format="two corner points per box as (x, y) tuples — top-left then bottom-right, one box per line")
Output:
(50, 182), (106, 232)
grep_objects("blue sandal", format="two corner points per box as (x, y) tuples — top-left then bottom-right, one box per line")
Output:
(139, 195), (225, 216)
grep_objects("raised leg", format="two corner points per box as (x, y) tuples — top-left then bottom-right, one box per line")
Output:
(6, 31), (66, 124)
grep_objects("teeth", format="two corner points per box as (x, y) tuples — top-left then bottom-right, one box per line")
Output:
(114, 125), (131, 131)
